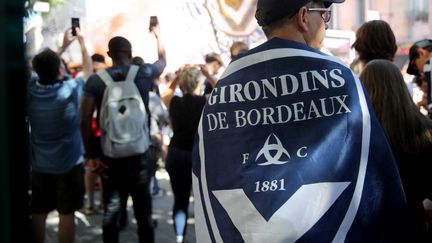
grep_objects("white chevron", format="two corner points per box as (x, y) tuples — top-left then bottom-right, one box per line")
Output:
(213, 182), (350, 243)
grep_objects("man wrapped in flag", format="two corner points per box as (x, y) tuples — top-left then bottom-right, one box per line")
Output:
(192, 0), (415, 242)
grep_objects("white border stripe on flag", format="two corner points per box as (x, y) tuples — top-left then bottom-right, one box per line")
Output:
(198, 116), (223, 243)
(332, 74), (371, 242)
(220, 48), (346, 79)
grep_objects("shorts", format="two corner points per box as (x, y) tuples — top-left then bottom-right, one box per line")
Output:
(31, 164), (85, 215)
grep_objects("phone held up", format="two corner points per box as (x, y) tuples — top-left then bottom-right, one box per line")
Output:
(71, 17), (80, 36)
(149, 16), (158, 32)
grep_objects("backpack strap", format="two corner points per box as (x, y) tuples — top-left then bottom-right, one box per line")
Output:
(97, 70), (114, 87)
(125, 65), (151, 135)
(125, 65), (140, 82)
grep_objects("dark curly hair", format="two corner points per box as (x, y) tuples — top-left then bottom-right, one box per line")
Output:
(352, 20), (397, 63)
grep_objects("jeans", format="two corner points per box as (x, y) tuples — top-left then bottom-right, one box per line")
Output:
(101, 153), (154, 243)
(166, 147), (192, 237)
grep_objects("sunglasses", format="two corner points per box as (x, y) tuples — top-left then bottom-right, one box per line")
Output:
(307, 7), (332, 23)
(413, 39), (432, 49)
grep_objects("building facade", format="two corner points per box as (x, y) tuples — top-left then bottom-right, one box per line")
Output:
(25, 0), (430, 70)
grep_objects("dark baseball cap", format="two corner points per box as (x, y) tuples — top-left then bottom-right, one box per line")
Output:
(407, 39), (432, 75)
(255, 0), (345, 26)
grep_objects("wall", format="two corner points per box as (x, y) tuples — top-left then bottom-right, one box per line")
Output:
(1, 0), (30, 242)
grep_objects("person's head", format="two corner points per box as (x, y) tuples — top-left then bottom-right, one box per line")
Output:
(230, 41), (249, 60)
(360, 59), (432, 151)
(407, 39), (432, 76)
(164, 72), (175, 83)
(107, 36), (132, 64)
(360, 60), (411, 118)
(91, 53), (106, 73)
(352, 20), (397, 64)
(32, 48), (63, 85)
(204, 52), (223, 75)
(179, 67), (205, 95)
(255, 0), (345, 49)
(132, 56), (145, 66)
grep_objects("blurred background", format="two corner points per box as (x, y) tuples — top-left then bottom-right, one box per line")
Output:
(23, 0), (432, 74)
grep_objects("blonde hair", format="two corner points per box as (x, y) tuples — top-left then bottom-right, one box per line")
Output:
(179, 67), (203, 94)
(360, 59), (432, 152)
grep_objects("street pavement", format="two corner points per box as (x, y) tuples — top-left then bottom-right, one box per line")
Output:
(43, 167), (432, 243)
(45, 169), (196, 243)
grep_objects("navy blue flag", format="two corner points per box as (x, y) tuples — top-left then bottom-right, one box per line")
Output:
(192, 38), (413, 242)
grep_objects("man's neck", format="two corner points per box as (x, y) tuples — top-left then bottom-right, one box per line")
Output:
(268, 26), (307, 46)
(112, 58), (131, 67)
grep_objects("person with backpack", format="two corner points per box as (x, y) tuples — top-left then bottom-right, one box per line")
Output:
(79, 23), (166, 243)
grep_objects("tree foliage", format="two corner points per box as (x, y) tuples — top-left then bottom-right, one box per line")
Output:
(31, 0), (67, 8)
(25, 0), (67, 16)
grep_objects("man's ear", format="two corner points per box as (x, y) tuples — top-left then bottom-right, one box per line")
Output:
(296, 7), (309, 32)
(418, 48), (428, 58)
(57, 65), (65, 79)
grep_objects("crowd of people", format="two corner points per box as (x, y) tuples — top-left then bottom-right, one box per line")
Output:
(27, 0), (432, 242)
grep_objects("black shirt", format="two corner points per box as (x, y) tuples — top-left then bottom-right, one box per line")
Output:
(169, 94), (206, 151)
(83, 63), (164, 158)
(84, 64), (163, 116)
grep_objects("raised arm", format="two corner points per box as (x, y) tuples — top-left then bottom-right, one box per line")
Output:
(57, 28), (92, 79)
(76, 28), (92, 79)
(150, 23), (166, 73)
(199, 64), (217, 88)
(57, 28), (74, 56)
(161, 67), (185, 109)
(161, 73), (180, 109)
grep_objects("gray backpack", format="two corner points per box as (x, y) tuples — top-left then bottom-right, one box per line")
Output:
(97, 65), (150, 158)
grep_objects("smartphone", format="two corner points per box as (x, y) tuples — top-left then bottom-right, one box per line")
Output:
(149, 16), (158, 32)
(71, 17), (80, 36)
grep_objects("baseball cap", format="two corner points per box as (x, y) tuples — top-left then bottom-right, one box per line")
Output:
(407, 39), (432, 75)
(255, 0), (345, 26)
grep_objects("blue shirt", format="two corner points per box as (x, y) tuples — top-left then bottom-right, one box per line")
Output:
(28, 77), (84, 174)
